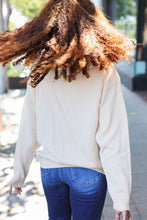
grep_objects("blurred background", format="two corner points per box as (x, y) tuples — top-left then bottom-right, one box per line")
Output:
(0, 0), (147, 219)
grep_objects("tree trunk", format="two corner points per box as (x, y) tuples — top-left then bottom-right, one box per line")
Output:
(0, 0), (11, 94)
(4, 0), (11, 30)
(0, 0), (4, 31)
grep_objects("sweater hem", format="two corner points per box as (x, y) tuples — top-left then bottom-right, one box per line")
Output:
(38, 160), (105, 176)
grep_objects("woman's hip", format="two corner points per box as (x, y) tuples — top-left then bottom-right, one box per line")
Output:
(40, 166), (107, 194)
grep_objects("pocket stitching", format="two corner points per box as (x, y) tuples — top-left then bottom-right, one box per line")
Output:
(41, 168), (50, 176)
(70, 168), (101, 186)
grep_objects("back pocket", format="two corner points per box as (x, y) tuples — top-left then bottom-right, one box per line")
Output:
(40, 167), (50, 177)
(71, 167), (102, 185)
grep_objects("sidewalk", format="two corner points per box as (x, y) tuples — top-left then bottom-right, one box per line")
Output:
(0, 89), (47, 220)
(0, 84), (147, 220)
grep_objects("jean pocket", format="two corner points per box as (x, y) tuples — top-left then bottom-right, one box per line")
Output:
(70, 167), (102, 186)
(40, 167), (50, 177)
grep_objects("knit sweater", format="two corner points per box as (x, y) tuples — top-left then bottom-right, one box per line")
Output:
(6, 63), (132, 212)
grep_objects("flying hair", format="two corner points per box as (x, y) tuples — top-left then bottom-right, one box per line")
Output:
(0, 0), (136, 87)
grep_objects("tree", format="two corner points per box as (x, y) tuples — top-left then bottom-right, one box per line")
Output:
(0, 1), (4, 31)
(9, 0), (48, 18)
(116, 0), (137, 20)
(0, 0), (11, 94)
(114, 0), (137, 39)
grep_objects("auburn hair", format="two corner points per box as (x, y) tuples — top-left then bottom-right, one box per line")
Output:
(0, 0), (134, 87)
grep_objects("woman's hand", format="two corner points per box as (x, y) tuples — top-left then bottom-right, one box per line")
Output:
(4, 185), (22, 195)
(115, 210), (131, 220)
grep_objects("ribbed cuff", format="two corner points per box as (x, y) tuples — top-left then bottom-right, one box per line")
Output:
(113, 201), (130, 212)
(6, 175), (26, 188)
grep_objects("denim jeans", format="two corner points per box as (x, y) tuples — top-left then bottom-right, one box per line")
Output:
(40, 167), (107, 220)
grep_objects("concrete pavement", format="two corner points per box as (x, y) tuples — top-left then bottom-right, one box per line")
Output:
(0, 83), (147, 220)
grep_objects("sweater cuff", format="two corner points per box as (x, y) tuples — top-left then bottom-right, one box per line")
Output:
(6, 175), (26, 188)
(113, 198), (130, 211)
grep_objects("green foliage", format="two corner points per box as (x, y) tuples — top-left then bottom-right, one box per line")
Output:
(7, 63), (22, 77)
(9, 21), (15, 31)
(116, 0), (137, 20)
(115, 0), (137, 40)
(9, 0), (48, 18)
(115, 21), (137, 39)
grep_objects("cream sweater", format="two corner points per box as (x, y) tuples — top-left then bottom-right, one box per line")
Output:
(6, 63), (132, 212)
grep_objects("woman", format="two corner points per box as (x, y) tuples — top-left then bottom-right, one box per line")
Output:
(1, 0), (133, 219)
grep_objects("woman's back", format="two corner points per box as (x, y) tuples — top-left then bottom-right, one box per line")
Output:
(6, 61), (131, 213)
(35, 64), (105, 171)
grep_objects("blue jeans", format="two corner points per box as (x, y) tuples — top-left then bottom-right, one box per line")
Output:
(40, 167), (107, 220)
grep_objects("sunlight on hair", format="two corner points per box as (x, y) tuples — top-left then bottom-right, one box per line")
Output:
(0, 0), (135, 87)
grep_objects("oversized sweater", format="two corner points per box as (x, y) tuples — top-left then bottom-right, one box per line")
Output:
(6, 63), (132, 212)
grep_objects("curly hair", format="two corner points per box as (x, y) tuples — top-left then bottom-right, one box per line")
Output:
(0, 0), (135, 87)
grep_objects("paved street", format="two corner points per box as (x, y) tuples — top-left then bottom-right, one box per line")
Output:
(0, 83), (147, 220)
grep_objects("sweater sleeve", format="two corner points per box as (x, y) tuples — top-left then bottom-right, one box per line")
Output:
(96, 64), (132, 211)
(6, 79), (39, 188)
